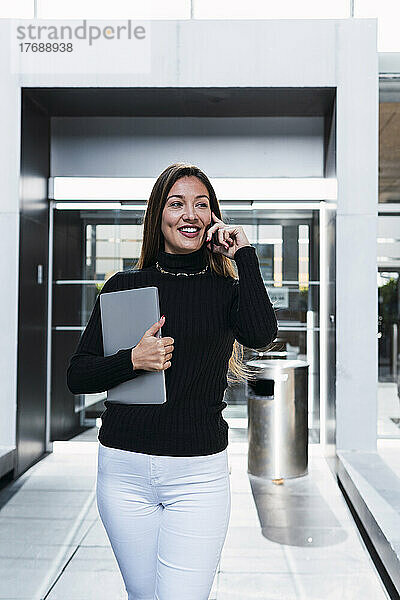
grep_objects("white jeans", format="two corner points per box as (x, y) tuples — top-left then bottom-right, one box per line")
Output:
(96, 441), (231, 600)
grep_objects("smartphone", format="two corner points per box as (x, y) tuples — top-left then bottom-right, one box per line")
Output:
(205, 221), (222, 246)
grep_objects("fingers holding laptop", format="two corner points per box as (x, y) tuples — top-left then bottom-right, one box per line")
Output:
(130, 315), (174, 372)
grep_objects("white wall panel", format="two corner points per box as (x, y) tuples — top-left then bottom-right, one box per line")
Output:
(194, 0), (350, 19)
(51, 116), (325, 178)
(37, 0), (190, 19)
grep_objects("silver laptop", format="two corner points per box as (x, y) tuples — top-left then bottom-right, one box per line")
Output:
(100, 286), (167, 405)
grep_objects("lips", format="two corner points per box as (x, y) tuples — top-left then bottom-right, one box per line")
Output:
(178, 226), (201, 238)
(177, 227), (201, 231)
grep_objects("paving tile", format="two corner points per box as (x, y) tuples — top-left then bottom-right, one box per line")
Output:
(217, 572), (297, 599)
(0, 516), (93, 546)
(14, 475), (95, 492)
(290, 571), (389, 599)
(46, 570), (127, 600)
(0, 502), (96, 520)
(219, 553), (289, 574)
(283, 541), (377, 575)
(0, 545), (77, 599)
(0, 541), (76, 561)
(79, 519), (111, 547)
(222, 526), (287, 556)
(64, 545), (120, 572)
(1, 490), (93, 507)
(0, 561), (59, 599)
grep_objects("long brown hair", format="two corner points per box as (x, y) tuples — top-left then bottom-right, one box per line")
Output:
(135, 162), (276, 383)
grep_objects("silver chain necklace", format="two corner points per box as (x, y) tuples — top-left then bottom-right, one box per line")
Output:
(155, 261), (209, 277)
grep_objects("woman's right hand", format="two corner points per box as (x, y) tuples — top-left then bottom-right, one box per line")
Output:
(130, 316), (174, 371)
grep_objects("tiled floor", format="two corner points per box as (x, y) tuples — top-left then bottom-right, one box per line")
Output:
(0, 416), (391, 600)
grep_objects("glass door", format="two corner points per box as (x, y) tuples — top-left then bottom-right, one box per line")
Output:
(377, 210), (400, 438)
(50, 204), (321, 442)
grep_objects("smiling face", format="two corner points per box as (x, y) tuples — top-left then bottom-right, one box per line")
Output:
(161, 175), (211, 254)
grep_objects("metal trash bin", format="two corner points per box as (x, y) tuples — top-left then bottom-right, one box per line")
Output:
(246, 359), (309, 480)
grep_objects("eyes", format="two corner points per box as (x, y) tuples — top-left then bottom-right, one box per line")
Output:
(169, 202), (209, 208)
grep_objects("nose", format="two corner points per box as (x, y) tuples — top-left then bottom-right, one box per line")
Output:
(182, 208), (200, 221)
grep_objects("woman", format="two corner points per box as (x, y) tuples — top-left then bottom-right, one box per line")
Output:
(67, 163), (278, 600)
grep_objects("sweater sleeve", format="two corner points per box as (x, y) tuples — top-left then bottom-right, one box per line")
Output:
(66, 272), (145, 395)
(229, 245), (278, 349)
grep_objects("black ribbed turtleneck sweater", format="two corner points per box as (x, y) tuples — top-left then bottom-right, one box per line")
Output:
(66, 244), (278, 456)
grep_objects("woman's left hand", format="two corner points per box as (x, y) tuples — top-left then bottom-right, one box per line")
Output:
(205, 211), (252, 259)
